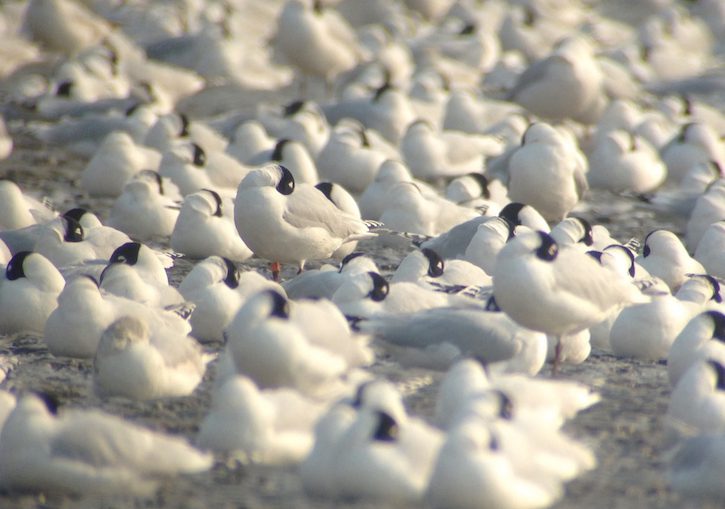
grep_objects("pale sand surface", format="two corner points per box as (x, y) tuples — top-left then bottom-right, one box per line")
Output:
(0, 128), (720, 509)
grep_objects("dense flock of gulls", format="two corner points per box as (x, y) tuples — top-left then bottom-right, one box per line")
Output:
(0, 0), (723, 506)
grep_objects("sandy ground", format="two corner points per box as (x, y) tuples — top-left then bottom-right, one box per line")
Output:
(0, 128), (720, 509)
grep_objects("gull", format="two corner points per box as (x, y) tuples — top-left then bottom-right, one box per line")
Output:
(233, 163), (376, 280)
(223, 289), (350, 397)
(81, 131), (161, 197)
(0, 251), (65, 334)
(170, 189), (252, 262)
(282, 252), (379, 300)
(258, 100), (330, 157)
(99, 242), (181, 307)
(508, 37), (605, 124)
(226, 120), (275, 165)
(158, 142), (249, 197)
(660, 122), (724, 184)
(669, 434), (725, 498)
(179, 257), (280, 342)
(506, 122), (588, 223)
(549, 217), (594, 251)
(268, 138), (319, 185)
(668, 310), (725, 387)
(422, 202), (544, 261)
(426, 419), (560, 509)
(314, 181), (363, 259)
(0, 392), (212, 496)
(361, 307), (546, 372)
(636, 229), (706, 292)
(301, 380), (443, 504)
(587, 129), (666, 194)
(391, 248), (492, 289)
(271, 0), (364, 89)
(493, 231), (645, 372)
(316, 122), (388, 193)
(108, 170), (181, 240)
(463, 217), (516, 276)
(93, 315), (207, 400)
(197, 375), (325, 464)
(0, 180), (56, 231)
(357, 159), (437, 221)
(609, 293), (696, 361)
(686, 179), (725, 252)
(667, 359), (725, 437)
(45, 274), (194, 359)
(400, 120), (502, 181)
(695, 221), (725, 278)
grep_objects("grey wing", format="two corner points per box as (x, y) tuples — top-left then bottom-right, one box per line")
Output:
(284, 186), (367, 239)
(370, 308), (519, 362)
(422, 216), (490, 259)
(507, 55), (567, 100)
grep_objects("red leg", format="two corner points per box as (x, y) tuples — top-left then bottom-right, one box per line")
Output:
(270, 261), (281, 282)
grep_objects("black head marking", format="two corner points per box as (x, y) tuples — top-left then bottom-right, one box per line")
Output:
(315, 182), (335, 203)
(138, 169), (165, 195)
(498, 202), (526, 226)
(55, 80), (73, 97)
(535, 231), (558, 262)
(62, 207), (88, 224)
(710, 160), (723, 178)
(678, 122), (696, 143)
(283, 100), (305, 117)
(467, 173), (490, 199)
(459, 22), (476, 35)
(275, 165), (295, 195)
(520, 123), (539, 146)
(202, 188), (223, 217)
(586, 250), (603, 264)
(680, 94), (693, 116)
(494, 389), (514, 420)
(340, 251), (365, 272)
(109, 242), (141, 265)
(6, 251), (32, 281)
(604, 244), (636, 277)
(125, 102), (141, 117)
(497, 216), (516, 241)
(222, 257), (240, 289)
(62, 216), (84, 243)
(367, 272), (389, 302)
(706, 311), (725, 341)
(523, 6), (536, 26)
(35, 391), (60, 416)
(79, 274), (100, 288)
(192, 143), (206, 167)
(573, 217), (593, 246)
(179, 113), (190, 137)
(358, 127), (371, 148)
(373, 82), (393, 102)
(642, 230), (658, 257)
(488, 430), (500, 451)
(351, 381), (373, 409)
(372, 410), (399, 442)
(271, 139), (289, 162)
(266, 289), (290, 319)
(485, 295), (501, 312)
(421, 248), (444, 278)
(698, 274), (722, 303)
(99, 263), (111, 284)
(153, 171), (165, 195)
(708, 360), (725, 390)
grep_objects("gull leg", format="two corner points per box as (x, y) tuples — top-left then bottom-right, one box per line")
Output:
(270, 261), (281, 282)
(552, 336), (562, 377)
